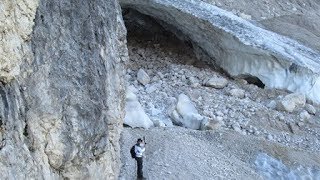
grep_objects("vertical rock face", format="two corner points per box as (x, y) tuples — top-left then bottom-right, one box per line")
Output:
(0, 0), (39, 83)
(0, 0), (127, 179)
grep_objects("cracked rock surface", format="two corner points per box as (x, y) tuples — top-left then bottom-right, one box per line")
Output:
(0, 0), (127, 179)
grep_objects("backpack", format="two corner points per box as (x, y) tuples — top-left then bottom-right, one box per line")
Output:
(130, 145), (136, 159)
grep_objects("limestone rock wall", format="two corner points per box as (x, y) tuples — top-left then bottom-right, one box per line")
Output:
(0, 0), (127, 179)
(0, 0), (39, 83)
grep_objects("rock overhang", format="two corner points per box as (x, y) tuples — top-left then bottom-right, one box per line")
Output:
(119, 0), (320, 104)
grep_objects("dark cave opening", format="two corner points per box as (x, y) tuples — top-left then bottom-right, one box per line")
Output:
(238, 75), (265, 89)
(122, 8), (267, 91)
(122, 8), (214, 70)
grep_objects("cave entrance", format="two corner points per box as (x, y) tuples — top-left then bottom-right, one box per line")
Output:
(122, 8), (213, 71)
(237, 74), (265, 89)
(122, 8), (225, 127)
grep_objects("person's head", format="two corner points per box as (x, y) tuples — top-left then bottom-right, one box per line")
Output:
(137, 138), (143, 144)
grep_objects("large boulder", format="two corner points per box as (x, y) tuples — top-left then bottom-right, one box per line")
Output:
(170, 94), (204, 130)
(124, 87), (154, 129)
(277, 93), (306, 112)
(0, 0), (127, 179)
(120, 0), (320, 104)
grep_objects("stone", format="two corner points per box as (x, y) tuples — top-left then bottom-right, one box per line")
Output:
(229, 89), (246, 99)
(300, 111), (311, 121)
(0, 0), (127, 179)
(146, 84), (158, 93)
(137, 68), (150, 86)
(200, 118), (222, 131)
(238, 12), (252, 20)
(170, 94), (204, 130)
(297, 122), (304, 127)
(157, 72), (165, 79)
(216, 116), (224, 122)
(288, 122), (299, 134)
(267, 100), (277, 109)
(203, 76), (228, 89)
(267, 134), (273, 141)
(277, 93), (306, 112)
(232, 123), (241, 132)
(152, 119), (166, 127)
(148, 102), (162, 116)
(120, 0), (320, 104)
(188, 76), (199, 86)
(124, 88), (154, 129)
(0, 0), (39, 83)
(305, 104), (316, 115)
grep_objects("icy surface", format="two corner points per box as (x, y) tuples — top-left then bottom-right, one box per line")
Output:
(120, 0), (320, 103)
(124, 87), (154, 129)
(255, 153), (320, 180)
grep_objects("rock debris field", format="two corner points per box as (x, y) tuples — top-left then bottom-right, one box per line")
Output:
(119, 16), (320, 179)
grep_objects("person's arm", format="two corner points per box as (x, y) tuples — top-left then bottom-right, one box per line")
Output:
(141, 147), (145, 153)
(134, 145), (140, 154)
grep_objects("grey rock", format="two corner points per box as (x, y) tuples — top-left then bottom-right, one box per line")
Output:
(300, 111), (311, 121)
(146, 83), (158, 93)
(267, 134), (273, 141)
(0, 0), (127, 179)
(137, 68), (150, 86)
(277, 93), (306, 112)
(232, 123), (241, 132)
(267, 100), (277, 109)
(305, 104), (316, 115)
(229, 89), (246, 99)
(203, 76), (228, 89)
(188, 76), (199, 86)
(238, 12), (252, 20)
(288, 122), (299, 134)
(0, 0), (38, 83)
(201, 118), (223, 131)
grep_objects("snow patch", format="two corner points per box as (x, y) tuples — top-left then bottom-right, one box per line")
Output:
(255, 153), (320, 179)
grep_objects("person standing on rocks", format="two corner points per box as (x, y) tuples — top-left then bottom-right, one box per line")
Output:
(135, 138), (146, 179)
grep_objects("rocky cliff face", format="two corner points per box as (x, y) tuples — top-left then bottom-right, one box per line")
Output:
(0, 0), (127, 179)
(0, 0), (39, 83)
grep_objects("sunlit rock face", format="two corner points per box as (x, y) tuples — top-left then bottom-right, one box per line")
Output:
(0, 0), (127, 179)
(0, 0), (39, 83)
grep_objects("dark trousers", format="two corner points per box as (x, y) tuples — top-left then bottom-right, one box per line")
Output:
(135, 157), (143, 178)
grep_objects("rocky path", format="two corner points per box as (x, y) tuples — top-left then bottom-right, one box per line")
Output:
(119, 127), (262, 180)
(119, 127), (320, 179)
